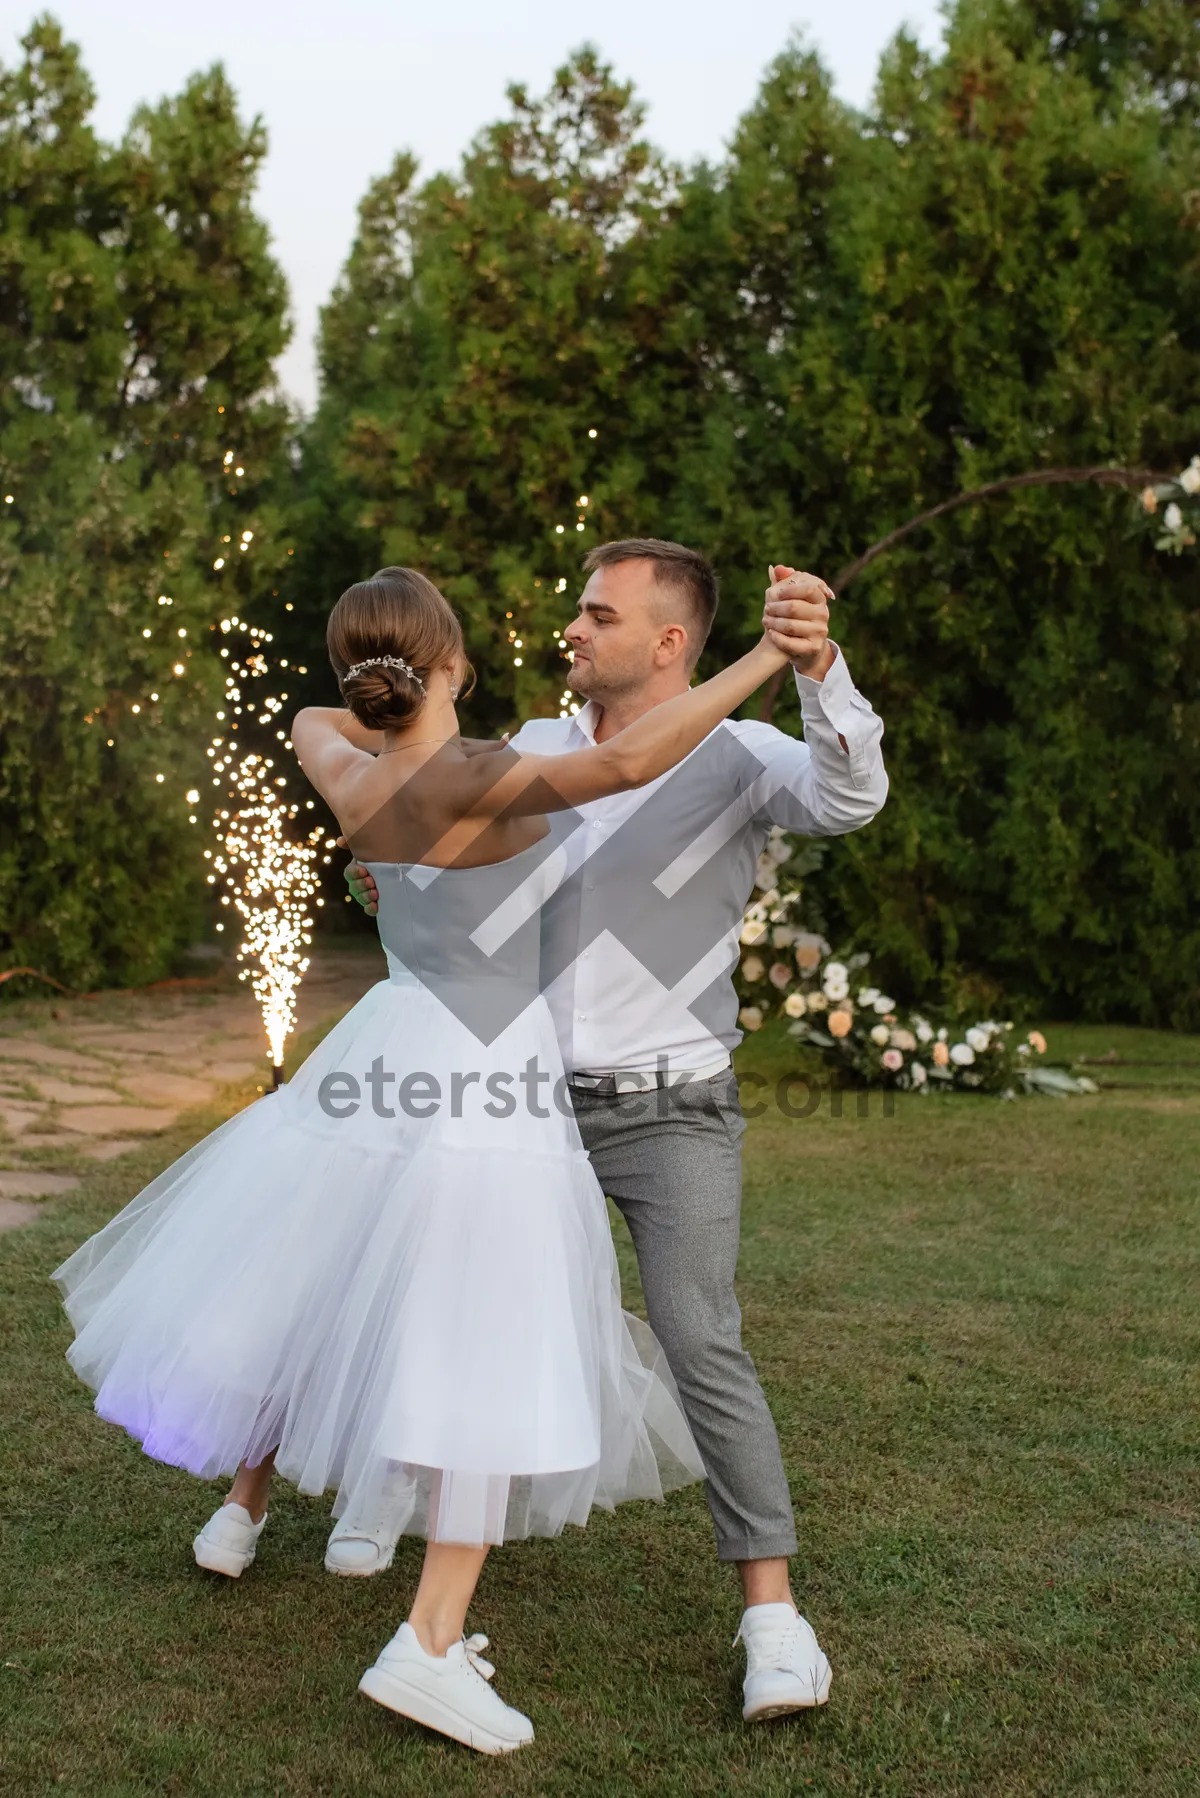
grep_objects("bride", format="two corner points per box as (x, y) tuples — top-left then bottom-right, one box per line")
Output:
(53, 566), (790, 1755)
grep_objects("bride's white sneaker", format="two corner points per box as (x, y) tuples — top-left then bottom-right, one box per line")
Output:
(192, 1502), (267, 1578)
(359, 1621), (533, 1755)
(324, 1516), (398, 1578)
(737, 1602), (832, 1721)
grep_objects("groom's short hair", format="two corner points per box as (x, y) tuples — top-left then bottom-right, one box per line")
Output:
(584, 539), (719, 666)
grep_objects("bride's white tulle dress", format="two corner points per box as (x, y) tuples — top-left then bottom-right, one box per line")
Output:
(53, 840), (704, 1545)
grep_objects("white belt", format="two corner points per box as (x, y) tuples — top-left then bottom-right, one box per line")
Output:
(569, 1053), (731, 1095)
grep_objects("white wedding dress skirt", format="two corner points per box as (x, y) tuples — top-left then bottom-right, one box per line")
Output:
(53, 847), (704, 1547)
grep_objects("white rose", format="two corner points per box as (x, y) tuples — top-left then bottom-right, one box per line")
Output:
(823, 960), (848, 982)
(740, 918), (767, 946)
(772, 925), (796, 948)
(783, 991), (807, 1018)
(1179, 463), (1200, 495)
(754, 855), (777, 890)
(937, 1027), (948, 1042)
(767, 831), (792, 864)
(741, 955), (765, 983)
(910, 1061), (927, 1085)
(949, 1042), (975, 1066)
(965, 1026), (990, 1052)
(857, 987), (880, 1005)
(1164, 501), (1183, 531)
(915, 1021), (933, 1044)
(823, 974), (850, 1001)
(869, 1024), (890, 1046)
(738, 1005), (764, 1032)
(873, 996), (895, 1014)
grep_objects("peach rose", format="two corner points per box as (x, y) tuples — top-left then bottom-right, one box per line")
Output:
(1028, 1030), (1047, 1054)
(741, 955), (765, 983)
(828, 1009), (853, 1038)
(881, 1048), (904, 1071)
(932, 1040), (951, 1067)
(1141, 486), (1158, 515)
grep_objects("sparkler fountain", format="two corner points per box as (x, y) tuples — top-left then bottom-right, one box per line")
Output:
(211, 752), (322, 1085)
(203, 619), (330, 1085)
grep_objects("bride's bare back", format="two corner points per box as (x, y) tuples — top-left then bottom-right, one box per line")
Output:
(293, 631), (787, 870)
(296, 729), (555, 869)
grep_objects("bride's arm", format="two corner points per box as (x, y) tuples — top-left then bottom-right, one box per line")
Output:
(453, 635), (789, 822)
(289, 708), (380, 797)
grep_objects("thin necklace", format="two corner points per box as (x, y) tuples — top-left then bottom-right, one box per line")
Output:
(378, 737), (455, 756)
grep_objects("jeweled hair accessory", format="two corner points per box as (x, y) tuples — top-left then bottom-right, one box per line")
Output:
(342, 654), (424, 690)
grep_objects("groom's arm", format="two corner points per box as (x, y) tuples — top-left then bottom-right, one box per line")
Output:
(733, 647), (888, 835)
(743, 562), (888, 833)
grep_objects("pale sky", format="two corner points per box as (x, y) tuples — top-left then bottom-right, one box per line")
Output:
(11, 2), (945, 410)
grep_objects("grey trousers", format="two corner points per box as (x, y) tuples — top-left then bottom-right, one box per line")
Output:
(570, 1068), (797, 1563)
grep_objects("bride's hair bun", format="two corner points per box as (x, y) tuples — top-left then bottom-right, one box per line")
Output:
(338, 655), (424, 732)
(327, 568), (466, 732)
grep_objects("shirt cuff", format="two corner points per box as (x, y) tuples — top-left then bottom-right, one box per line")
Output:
(794, 641), (854, 724)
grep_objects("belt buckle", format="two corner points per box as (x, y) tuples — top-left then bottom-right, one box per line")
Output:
(571, 1072), (609, 1094)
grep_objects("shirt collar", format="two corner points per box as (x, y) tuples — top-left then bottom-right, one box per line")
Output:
(572, 700), (601, 745)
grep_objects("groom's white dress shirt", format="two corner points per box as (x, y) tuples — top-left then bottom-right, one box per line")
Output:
(508, 646), (888, 1080)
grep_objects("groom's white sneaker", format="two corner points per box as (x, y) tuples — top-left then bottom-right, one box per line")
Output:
(737, 1602), (832, 1721)
(192, 1502), (267, 1578)
(359, 1621), (534, 1755)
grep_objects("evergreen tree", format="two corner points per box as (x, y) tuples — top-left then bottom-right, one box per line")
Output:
(290, 49), (674, 732)
(662, 3), (1200, 1023)
(0, 17), (290, 987)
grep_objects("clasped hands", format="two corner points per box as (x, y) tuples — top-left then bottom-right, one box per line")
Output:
(762, 564), (836, 679)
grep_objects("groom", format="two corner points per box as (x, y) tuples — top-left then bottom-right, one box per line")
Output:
(339, 541), (887, 1719)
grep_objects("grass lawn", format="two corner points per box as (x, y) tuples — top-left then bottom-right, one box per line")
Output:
(1, 1015), (1197, 1796)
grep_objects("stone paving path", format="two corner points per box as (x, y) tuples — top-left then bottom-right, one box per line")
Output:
(0, 944), (384, 1228)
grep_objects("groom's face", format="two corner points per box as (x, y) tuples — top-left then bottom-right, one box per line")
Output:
(564, 561), (685, 702)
